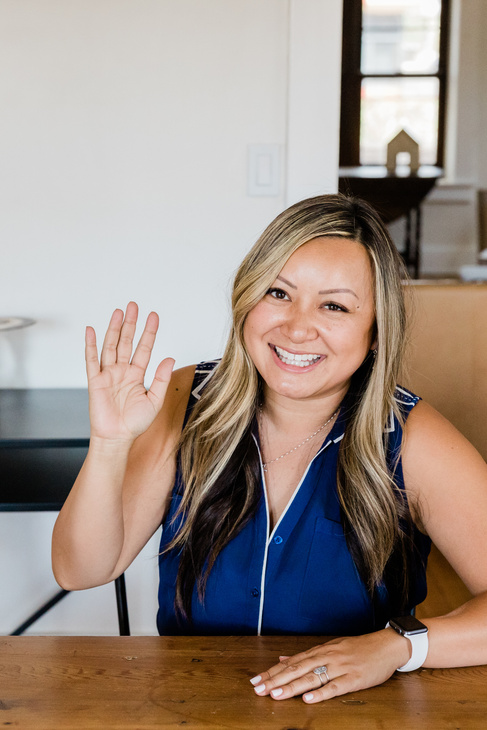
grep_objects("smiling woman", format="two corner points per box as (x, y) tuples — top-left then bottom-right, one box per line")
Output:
(243, 237), (376, 404)
(52, 193), (487, 705)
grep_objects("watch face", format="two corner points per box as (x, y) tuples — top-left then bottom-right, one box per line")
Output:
(389, 616), (428, 635)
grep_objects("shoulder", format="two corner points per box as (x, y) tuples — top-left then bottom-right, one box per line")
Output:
(401, 399), (486, 483)
(156, 359), (221, 433)
(168, 363), (198, 397)
(401, 399), (487, 594)
(162, 364), (197, 421)
(402, 399), (481, 460)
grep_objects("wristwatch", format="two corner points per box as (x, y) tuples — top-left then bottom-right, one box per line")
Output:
(386, 615), (429, 672)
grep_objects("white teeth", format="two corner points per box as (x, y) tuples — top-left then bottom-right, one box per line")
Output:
(274, 346), (321, 367)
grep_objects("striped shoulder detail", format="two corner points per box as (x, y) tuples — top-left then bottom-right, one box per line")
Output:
(394, 385), (421, 408)
(384, 386), (421, 434)
(191, 359), (221, 401)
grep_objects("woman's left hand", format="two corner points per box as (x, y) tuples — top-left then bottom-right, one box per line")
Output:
(250, 629), (410, 703)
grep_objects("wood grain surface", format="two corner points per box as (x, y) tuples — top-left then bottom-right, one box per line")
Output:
(1, 635), (486, 729)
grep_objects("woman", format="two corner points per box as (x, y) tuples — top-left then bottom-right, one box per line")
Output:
(52, 194), (487, 703)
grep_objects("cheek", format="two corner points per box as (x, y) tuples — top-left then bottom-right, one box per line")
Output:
(244, 303), (279, 339)
(242, 310), (259, 343)
(328, 320), (375, 354)
(242, 308), (265, 355)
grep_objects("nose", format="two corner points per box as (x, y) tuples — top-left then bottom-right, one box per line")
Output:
(280, 305), (318, 344)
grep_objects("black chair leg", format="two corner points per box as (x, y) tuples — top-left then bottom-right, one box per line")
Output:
(10, 588), (69, 636)
(114, 573), (130, 635)
(10, 578), (130, 636)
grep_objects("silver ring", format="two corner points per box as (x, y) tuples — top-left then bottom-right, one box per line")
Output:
(313, 665), (330, 685)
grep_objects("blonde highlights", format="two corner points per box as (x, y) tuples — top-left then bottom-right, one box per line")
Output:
(170, 194), (411, 618)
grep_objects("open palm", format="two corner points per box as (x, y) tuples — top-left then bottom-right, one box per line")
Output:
(85, 302), (174, 442)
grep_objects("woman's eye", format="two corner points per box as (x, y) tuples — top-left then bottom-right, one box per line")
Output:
(266, 287), (289, 301)
(323, 302), (347, 312)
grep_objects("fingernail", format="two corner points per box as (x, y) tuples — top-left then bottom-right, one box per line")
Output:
(279, 655), (289, 661)
(253, 684), (266, 694)
(303, 693), (314, 702)
(249, 675), (261, 686)
(271, 688), (283, 698)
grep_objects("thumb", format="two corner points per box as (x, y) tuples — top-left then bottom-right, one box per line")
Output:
(147, 358), (175, 406)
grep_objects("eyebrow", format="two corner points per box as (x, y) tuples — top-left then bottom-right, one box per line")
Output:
(277, 276), (359, 299)
(277, 275), (297, 289)
(319, 288), (359, 299)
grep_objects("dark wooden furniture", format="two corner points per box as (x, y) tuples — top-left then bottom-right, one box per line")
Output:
(339, 165), (443, 278)
(0, 389), (130, 635)
(1, 635), (486, 729)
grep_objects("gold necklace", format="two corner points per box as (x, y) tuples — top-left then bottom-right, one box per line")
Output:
(259, 406), (340, 472)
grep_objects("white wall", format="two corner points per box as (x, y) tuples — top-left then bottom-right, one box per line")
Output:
(0, 0), (343, 635)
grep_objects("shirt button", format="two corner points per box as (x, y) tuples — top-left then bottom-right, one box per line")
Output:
(273, 535), (283, 544)
(251, 588), (260, 598)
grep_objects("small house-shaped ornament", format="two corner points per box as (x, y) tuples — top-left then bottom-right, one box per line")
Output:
(386, 129), (420, 174)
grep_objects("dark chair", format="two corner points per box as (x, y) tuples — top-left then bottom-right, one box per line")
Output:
(0, 388), (130, 635)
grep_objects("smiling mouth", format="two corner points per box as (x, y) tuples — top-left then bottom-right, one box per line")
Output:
(273, 345), (323, 367)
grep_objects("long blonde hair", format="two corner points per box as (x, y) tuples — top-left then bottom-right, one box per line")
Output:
(170, 194), (410, 618)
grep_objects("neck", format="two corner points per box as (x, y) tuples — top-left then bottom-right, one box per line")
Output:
(258, 391), (343, 471)
(260, 387), (347, 434)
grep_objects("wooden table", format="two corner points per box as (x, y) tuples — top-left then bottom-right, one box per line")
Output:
(1, 636), (486, 729)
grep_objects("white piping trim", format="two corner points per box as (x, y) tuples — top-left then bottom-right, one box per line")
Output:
(384, 406), (395, 433)
(267, 441), (329, 544)
(252, 432), (341, 635)
(254, 440), (270, 637)
(384, 388), (419, 432)
(191, 361), (220, 400)
(394, 386), (420, 405)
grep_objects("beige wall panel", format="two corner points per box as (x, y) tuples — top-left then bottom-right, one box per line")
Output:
(405, 283), (487, 459)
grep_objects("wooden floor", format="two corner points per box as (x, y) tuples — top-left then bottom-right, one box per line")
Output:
(416, 544), (473, 618)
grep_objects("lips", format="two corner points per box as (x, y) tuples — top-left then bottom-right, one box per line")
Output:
(273, 345), (322, 367)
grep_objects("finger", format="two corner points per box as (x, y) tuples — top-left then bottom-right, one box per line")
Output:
(252, 647), (340, 698)
(85, 326), (100, 381)
(146, 358), (175, 410)
(253, 648), (318, 686)
(252, 656), (318, 696)
(255, 668), (323, 701)
(260, 663), (346, 702)
(116, 302), (139, 364)
(302, 674), (353, 703)
(131, 311), (159, 371)
(100, 309), (124, 368)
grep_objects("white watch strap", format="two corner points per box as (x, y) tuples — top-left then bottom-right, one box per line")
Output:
(386, 621), (429, 672)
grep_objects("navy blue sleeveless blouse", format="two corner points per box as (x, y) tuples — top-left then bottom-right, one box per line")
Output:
(157, 361), (431, 636)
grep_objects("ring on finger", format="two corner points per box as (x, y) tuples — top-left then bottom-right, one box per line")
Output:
(313, 665), (330, 685)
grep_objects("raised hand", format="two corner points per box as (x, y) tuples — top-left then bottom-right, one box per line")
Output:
(85, 302), (175, 442)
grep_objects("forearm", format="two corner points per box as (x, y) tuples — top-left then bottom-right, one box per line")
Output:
(52, 436), (133, 590)
(421, 592), (487, 668)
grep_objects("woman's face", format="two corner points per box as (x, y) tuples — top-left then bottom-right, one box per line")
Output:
(243, 236), (377, 405)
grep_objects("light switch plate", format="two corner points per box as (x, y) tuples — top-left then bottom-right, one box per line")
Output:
(248, 144), (281, 197)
